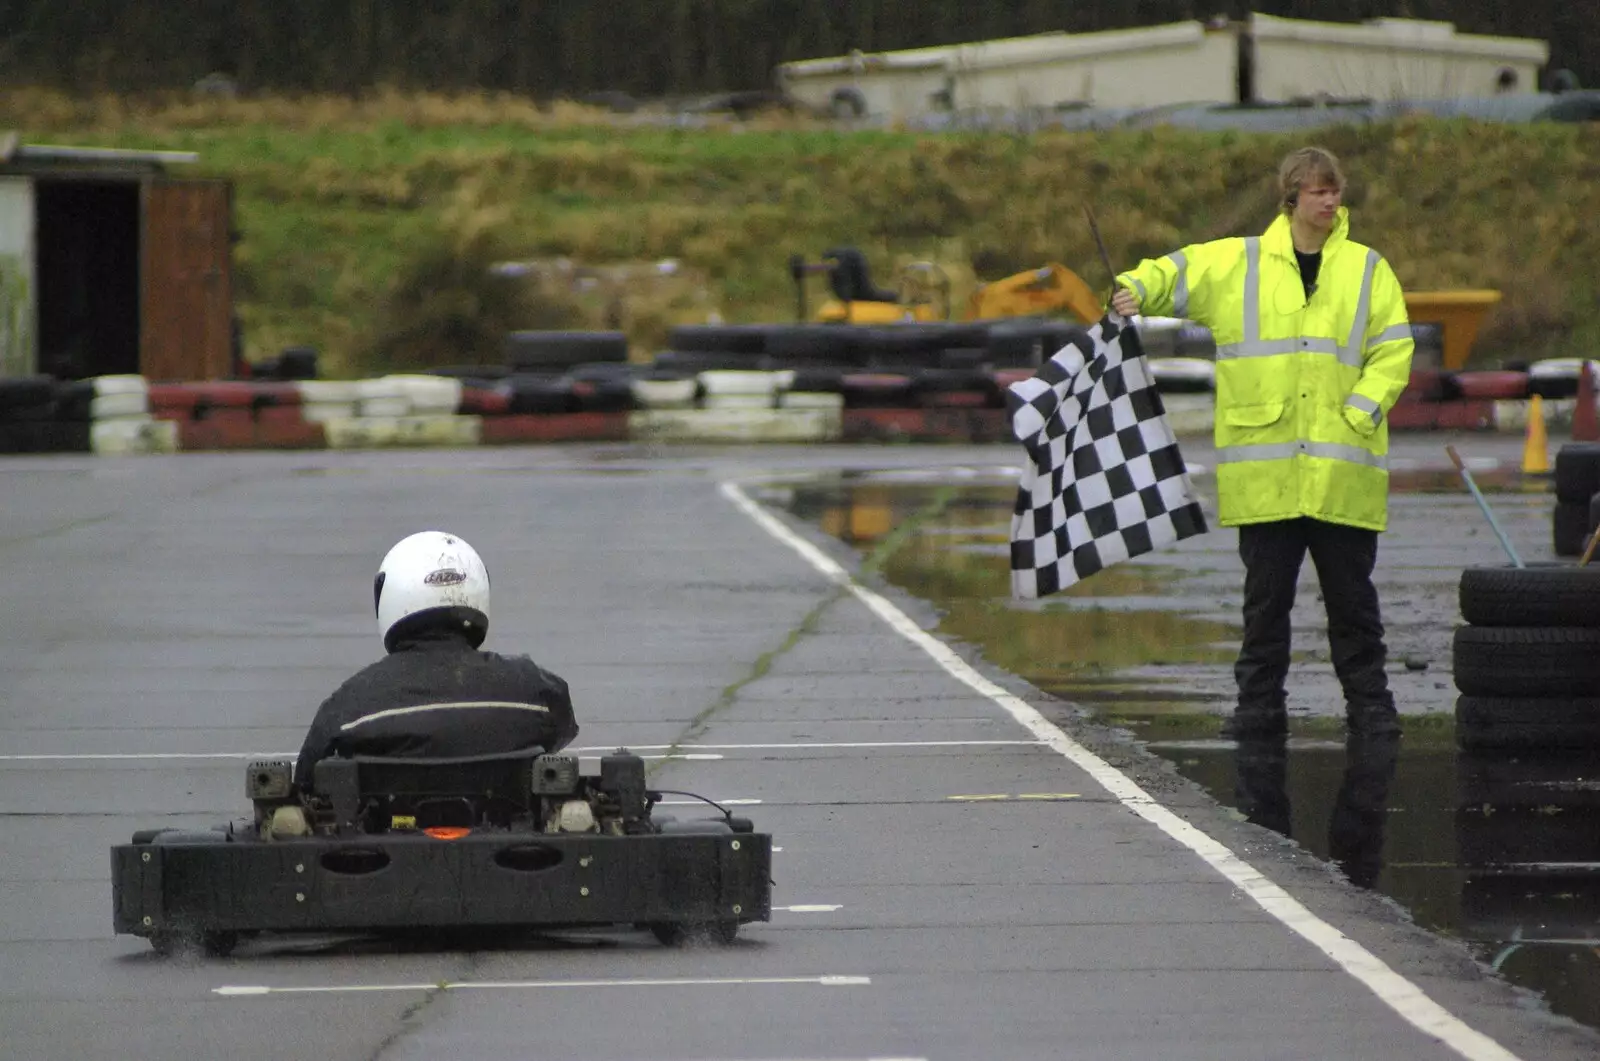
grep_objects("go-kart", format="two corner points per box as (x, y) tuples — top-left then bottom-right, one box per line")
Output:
(111, 747), (772, 957)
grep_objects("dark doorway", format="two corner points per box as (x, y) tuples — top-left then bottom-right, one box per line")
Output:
(34, 180), (140, 380)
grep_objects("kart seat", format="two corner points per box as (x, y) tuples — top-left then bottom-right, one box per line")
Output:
(313, 747), (548, 830)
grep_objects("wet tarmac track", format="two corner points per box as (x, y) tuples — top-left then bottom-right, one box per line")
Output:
(3, 438), (1598, 1061)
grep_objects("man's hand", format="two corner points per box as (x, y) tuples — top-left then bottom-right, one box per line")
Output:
(1111, 286), (1140, 318)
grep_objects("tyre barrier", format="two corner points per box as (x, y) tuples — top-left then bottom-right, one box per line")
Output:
(1550, 443), (1600, 556)
(0, 360), (1590, 455)
(1453, 563), (1600, 750)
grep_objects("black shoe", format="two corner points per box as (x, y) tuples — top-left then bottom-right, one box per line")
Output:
(1221, 710), (1288, 739)
(1346, 703), (1401, 738)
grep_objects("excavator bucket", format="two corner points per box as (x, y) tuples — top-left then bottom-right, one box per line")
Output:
(965, 264), (1103, 325)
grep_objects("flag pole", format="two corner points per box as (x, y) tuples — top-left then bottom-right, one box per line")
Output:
(1083, 205), (1119, 306)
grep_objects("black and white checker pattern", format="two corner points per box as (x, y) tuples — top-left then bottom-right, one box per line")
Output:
(1006, 313), (1208, 599)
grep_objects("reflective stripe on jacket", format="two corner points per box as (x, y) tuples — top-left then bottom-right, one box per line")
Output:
(1116, 208), (1413, 531)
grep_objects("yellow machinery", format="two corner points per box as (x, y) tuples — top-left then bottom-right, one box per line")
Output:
(789, 246), (1102, 326)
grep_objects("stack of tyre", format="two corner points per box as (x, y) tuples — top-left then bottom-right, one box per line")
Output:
(429, 330), (644, 415)
(1453, 564), (1600, 750)
(1551, 443), (1600, 557)
(0, 375), (66, 452)
(0, 374), (154, 454)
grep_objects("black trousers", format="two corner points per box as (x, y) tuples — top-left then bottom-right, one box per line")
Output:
(1234, 518), (1393, 716)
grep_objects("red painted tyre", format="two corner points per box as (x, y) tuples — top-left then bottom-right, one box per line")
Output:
(1451, 371), (1527, 401)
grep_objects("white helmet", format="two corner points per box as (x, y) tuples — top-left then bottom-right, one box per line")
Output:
(374, 531), (491, 652)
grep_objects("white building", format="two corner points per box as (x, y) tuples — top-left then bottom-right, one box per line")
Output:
(775, 14), (1551, 121)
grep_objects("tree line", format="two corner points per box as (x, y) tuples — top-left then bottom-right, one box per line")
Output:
(0, 1), (1591, 100)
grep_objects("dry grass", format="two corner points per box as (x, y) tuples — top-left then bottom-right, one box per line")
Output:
(6, 89), (1596, 377)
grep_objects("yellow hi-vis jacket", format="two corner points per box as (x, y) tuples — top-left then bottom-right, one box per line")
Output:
(1117, 208), (1414, 531)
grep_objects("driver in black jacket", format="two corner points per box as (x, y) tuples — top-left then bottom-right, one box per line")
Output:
(293, 530), (579, 790)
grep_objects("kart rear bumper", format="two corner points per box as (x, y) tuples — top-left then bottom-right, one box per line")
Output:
(112, 829), (772, 937)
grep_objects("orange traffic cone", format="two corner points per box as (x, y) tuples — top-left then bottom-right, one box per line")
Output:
(1522, 393), (1551, 474)
(1573, 360), (1600, 443)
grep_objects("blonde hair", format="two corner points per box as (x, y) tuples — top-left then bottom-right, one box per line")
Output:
(1278, 146), (1346, 214)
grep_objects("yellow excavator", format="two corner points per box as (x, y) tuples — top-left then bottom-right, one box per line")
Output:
(788, 246), (1103, 326)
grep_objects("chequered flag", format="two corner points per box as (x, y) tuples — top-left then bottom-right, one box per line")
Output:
(1007, 313), (1208, 599)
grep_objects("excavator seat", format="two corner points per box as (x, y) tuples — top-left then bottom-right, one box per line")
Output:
(824, 247), (900, 305)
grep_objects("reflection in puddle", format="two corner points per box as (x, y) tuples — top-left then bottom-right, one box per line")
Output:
(778, 472), (1600, 1035)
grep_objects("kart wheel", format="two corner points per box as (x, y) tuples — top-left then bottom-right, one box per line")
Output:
(148, 929), (239, 958)
(202, 931), (240, 958)
(650, 920), (739, 947)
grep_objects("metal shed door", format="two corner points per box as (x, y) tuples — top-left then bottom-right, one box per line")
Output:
(0, 177), (36, 378)
(140, 179), (233, 382)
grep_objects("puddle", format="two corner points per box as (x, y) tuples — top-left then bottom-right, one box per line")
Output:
(774, 471), (1600, 1035)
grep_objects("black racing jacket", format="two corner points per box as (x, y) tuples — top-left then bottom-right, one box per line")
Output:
(293, 631), (580, 790)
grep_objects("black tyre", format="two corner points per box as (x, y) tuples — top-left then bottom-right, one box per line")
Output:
(937, 347), (990, 370)
(649, 920), (739, 946)
(0, 421), (92, 454)
(1458, 563), (1600, 626)
(501, 375), (578, 415)
(666, 324), (772, 355)
(202, 930), (240, 957)
(569, 378), (636, 413)
(0, 376), (57, 410)
(1552, 500), (1590, 557)
(763, 325), (864, 367)
(1554, 443), (1600, 504)
(985, 321), (1078, 368)
(0, 400), (56, 423)
(504, 330), (628, 371)
(1528, 374), (1579, 400)
(840, 373), (917, 409)
(1452, 626), (1600, 697)
(651, 349), (758, 374)
(276, 346), (320, 380)
(786, 367), (846, 393)
(1455, 696), (1600, 750)
(149, 928), (240, 958)
(51, 380), (97, 422)
(428, 364), (512, 381)
(912, 368), (1001, 402)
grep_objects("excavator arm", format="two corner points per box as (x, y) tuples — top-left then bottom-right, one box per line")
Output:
(963, 263), (1102, 325)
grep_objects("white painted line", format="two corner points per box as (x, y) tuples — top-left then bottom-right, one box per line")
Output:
(720, 479), (1524, 1061)
(0, 753), (291, 762)
(2, 742), (1031, 764)
(0, 752), (721, 763)
(580, 740), (1044, 751)
(215, 974), (871, 997)
(777, 904), (843, 913)
(657, 798), (761, 806)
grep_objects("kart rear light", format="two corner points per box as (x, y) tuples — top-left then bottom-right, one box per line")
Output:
(423, 826), (472, 840)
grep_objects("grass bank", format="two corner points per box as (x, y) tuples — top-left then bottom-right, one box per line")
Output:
(5, 89), (1596, 378)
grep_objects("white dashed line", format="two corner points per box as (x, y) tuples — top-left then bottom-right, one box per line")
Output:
(215, 974), (871, 997)
(777, 904), (843, 913)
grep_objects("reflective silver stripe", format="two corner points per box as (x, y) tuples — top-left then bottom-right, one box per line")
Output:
(1217, 440), (1387, 469)
(340, 700), (550, 732)
(1216, 337), (1341, 361)
(1368, 322), (1412, 348)
(1242, 238), (1260, 342)
(1344, 250), (1379, 365)
(1167, 250), (1188, 318)
(1127, 277), (1148, 302)
(1345, 394), (1383, 427)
